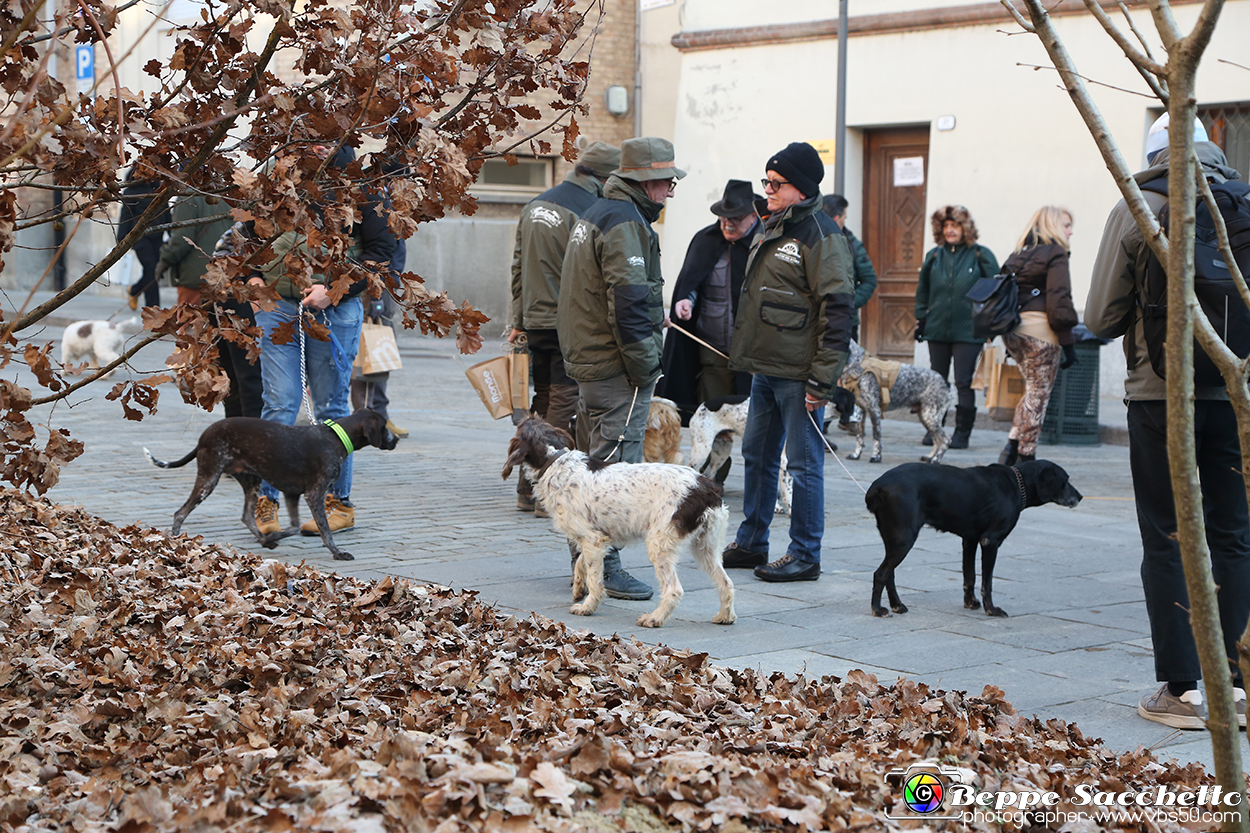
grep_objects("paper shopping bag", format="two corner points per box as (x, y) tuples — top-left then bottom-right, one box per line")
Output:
(354, 321), (403, 375)
(985, 361), (1025, 421)
(971, 345), (1000, 391)
(509, 349), (530, 413)
(465, 355), (513, 420)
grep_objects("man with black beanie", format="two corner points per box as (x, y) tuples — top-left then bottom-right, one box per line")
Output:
(720, 142), (855, 583)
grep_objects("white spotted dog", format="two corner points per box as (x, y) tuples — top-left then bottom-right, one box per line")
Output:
(841, 340), (955, 464)
(60, 317), (140, 379)
(502, 417), (736, 629)
(688, 394), (792, 515)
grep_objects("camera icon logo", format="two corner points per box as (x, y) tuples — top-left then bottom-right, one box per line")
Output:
(885, 763), (966, 820)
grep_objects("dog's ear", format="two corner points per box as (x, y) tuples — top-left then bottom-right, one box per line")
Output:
(502, 435), (528, 480)
(553, 426), (574, 450)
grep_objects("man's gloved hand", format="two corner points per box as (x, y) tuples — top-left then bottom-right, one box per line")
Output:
(1060, 343), (1078, 369)
(914, 318), (926, 342)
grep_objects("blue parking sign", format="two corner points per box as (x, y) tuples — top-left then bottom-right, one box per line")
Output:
(76, 45), (94, 80)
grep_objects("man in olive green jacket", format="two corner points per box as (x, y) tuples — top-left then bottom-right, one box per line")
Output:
(508, 142), (619, 444)
(556, 136), (686, 601)
(158, 194), (235, 307)
(721, 142), (855, 584)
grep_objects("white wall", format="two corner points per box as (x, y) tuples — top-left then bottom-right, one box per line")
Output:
(663, 1), (1250, 314)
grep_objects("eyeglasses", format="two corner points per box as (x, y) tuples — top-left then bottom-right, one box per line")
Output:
(761, 177), (790, 192)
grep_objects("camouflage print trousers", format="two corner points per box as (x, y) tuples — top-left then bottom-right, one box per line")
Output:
(1002, 331), (1061, 456)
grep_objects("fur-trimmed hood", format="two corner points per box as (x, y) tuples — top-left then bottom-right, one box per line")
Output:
(930, 205), (980, 247)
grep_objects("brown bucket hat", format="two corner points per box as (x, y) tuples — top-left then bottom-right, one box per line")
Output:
(578, 141), (621, 178)
(612, 137), (687, 182)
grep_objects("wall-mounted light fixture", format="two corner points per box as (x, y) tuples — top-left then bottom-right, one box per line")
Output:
(605, 85), (629, 117)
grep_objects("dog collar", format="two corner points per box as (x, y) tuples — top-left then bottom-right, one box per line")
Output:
(1010, 465), (1027, 510)
(323, 419), (354, 454)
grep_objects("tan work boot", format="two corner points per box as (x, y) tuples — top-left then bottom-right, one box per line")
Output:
(301, 495), (355, 536)
(255, 495), (281, 536)
(385, 419), (409, 438)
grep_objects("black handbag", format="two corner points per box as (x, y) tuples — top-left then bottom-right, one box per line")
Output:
(967, 271), (1021, 339)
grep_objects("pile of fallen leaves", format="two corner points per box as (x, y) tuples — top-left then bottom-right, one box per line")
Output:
(0, 489), (1217, 832)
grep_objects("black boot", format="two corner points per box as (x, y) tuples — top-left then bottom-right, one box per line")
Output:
(997, 438), (1019, 466)
(947, 405), (976, 449)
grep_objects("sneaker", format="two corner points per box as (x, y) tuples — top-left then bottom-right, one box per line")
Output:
(1138, 685), (1206, 730)
(722, 542), (768, 569)
(385, 419), (409, 438)
(602, 549), (653, 600)
(255, 495), (281, 536)
(301, 495), (355, 536)
(754, 553), (820, 583)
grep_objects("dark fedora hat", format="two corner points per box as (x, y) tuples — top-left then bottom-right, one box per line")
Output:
(710, 180), (758, 218)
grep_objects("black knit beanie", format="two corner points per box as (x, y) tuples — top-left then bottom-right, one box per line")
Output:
(766, 142), (824, 199)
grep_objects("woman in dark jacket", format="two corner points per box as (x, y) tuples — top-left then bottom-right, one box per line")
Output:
(997, 206), (1079, 464)
(914, 205), (998, 449)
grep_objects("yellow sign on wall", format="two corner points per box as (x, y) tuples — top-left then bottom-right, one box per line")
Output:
(809, 140), (836, 164)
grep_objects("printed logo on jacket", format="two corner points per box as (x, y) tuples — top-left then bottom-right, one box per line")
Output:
(569, 221), (588, 245)
(775, 241), (801, 265)
(529, 206), (562, 228)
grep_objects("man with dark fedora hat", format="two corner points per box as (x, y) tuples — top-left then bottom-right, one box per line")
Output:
(721, 141), (855, 583)
(508, 140), (620, 517)
(657, 179), (759, 422)
(557, 136), (686, 601)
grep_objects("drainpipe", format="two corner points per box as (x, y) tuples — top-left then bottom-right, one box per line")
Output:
(52, 188), (67, 291)
(833, 0), (848, 196)
(633, 0), (643, 138)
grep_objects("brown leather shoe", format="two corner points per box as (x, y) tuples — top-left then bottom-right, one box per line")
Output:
(301, 495), (355, 535)
(255, 495), (281, 536)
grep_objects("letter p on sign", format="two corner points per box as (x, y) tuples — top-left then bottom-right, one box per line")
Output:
(76, 45), (93, 80)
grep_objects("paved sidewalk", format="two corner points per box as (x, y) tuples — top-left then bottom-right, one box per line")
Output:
(11, 288), (1242, 775)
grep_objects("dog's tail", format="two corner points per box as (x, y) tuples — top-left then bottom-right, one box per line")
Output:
(144, 447), (196, 469)
(689, 503), (730, 567)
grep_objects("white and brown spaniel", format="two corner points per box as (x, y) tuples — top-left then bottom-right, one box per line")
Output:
(502, 417), (735, 629)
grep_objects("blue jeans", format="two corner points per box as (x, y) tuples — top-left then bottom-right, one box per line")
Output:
(734, 374), (825, 563)
(256, 297), (363, 501)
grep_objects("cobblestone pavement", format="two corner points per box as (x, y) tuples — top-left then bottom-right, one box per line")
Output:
(12, 288), (1241, 774)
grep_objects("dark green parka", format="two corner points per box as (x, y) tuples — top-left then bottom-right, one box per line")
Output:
(914, 242), (999, 343)
(557, 176), (666, 387)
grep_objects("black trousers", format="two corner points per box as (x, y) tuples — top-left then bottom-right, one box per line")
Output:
(1128, 399), (1250, 685)
(927, 340), (982, 410)
(214, 299), (263, 419)
(127, 237), (163, 307)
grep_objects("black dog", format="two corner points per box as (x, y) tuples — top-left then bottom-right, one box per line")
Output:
(864, 460), (1082, 617)
(145, 409), (398, 560)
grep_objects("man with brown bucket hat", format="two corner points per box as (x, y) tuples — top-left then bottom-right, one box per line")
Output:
(658, 179), (759, 423)
(557, 136), (686, 601)
(508, 141), (620, 517)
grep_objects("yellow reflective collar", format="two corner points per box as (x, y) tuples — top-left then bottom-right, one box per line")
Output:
(323, 419), (354, 454)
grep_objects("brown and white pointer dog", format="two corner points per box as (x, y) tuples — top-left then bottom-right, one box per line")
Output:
(503, 416), (736, 629)
(145, 409), (397, 560)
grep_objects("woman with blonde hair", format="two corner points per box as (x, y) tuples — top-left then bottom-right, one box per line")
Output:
(997, 205), (1080, 465)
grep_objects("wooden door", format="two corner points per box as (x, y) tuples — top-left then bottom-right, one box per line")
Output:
(860, 126), (929, 362)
